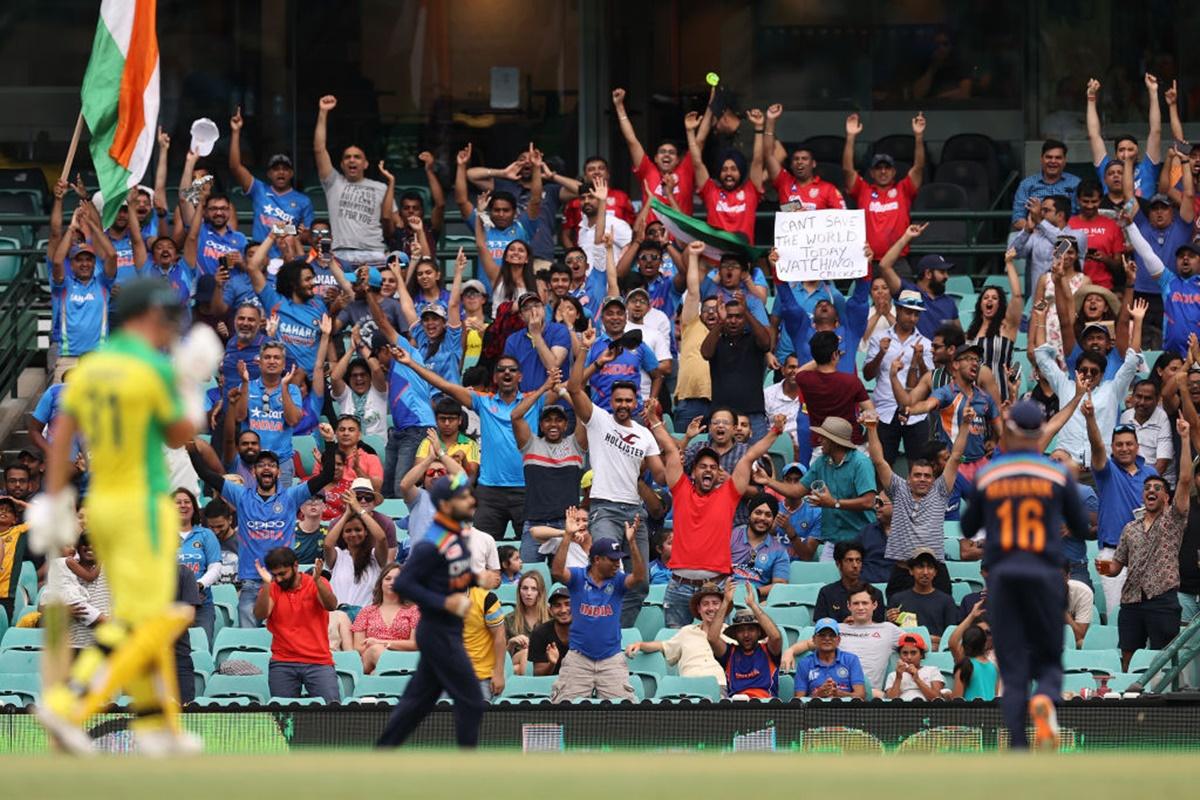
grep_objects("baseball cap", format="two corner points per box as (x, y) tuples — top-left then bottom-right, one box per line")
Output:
(548, 587), (570, 604)
(516, 291), (541, 309)
(1080, 320), (1114, 339)
(267, 154), (294, 170)
(870, 153), (896, 168)
(907, 547), (939, 567)
(1177, 242), (1200, 257)
(812, 618), (841, 636)
(421, 303), (448, 320)
(625, 287), (650, 303)
(894, 289), (926, 311)
(461, 279), (487, 296)
(385, 250), (410, 267)
(782, 461), (807, 478)
(540, 402), (568, 420)
(113, 278), (185, 327)
(601, 295), (626, 311)
(589, 538), (627, 560)
(367, 267), (383, 289)
(254, 450), (280, 465)
(897, 632), (928, 652)
(69, 242), (96, 259)
(1006, 400), (1046, 435)
(429, 472), (471, 504)
(691, 446), (722, 468)
(917, 254), (954, 273)
(1149, 193), (1172, 207)
(954, 342), (984, 360)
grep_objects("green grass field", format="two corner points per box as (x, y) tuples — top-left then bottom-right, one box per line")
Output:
(2, 752), (1198, 799)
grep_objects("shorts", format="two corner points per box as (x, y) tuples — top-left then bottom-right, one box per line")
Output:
(550, 651), (634, 702)
(1117, 591), (1182, 652)
(84, 492), (179, 624)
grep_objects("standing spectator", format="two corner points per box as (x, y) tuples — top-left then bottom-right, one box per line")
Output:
(548, 517), (644, 702)
(877, 225), (959, 338)
(0, 497), (29, 621)
(842, 112), (926, 270)
(322, 491), (389, 615)
(465, 146), (558, 271)
(504, 292), (570, 392)
(673, 242), (720, 431)
(395, 251), (465, 385)
(789, 618), (867, 699)
(886, 549), (959, 649)
(253, 547), (340, 704)
(813, 541), (886, 623)
(1120, 379), (1176, 479)
(396, 436), (462, 545)
(460, 586), (507, 701)
(352, 563), (420, 675)
(966, 250), (1024, 405)
(187, 192), (248, 278)
(568, 329), (665, 624)
(219, 302), (265, 397)
(335, 265), (406, 344)
(388, 153), (445, 256)
(1010, 195), (1077, 298)
(794, 331), (873, 457)
(701, 294), (772, 441)
(329, 329), (389, 438)
(188, 427), (338, 627)
(730, 493), (792, 599)
(50, 222), (119, 370)
(1069, 180), (1125, 289)
(313, 95), (395, 266)
(573, 178), (632, 275)
(864, 290), (934, 463)
(1086, 76), (1162, 199)
(1011, 140), (1081, 228)
(511, 369), (585, 563)
(228, 107), (314, 258)
(612, 88), (696, 216)
(644, 401), (787, 626)
(707, 583), (784, 699)
(837, 587), (903, 696)
(685, 109), (764, 243)
(249, 257), (352, 376)
(585, 294), (660, 413)
(173, 488), (221, 644)
(763, 355), (802, 451)
(1125, 217), (1200, 368)
(623, 287), (673, 399)
(529, 586), (572, 676)
(765, 417), (877, 559)
(764, 104), (846, 210)
(233, 343), (304, 489)
(883, 631), (944, 700)
(560, 156), (636, 248)
(681, 408), (746, 474)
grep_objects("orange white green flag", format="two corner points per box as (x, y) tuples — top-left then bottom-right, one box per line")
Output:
(80, 0), (159, 228)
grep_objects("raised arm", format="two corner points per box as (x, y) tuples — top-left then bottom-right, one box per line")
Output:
(391, 341), (474, 408)
(418, 151), (446, 233)
(643, 399), (683, 487)
(684, 112), (709, 188)
(1145, 73), (1163, 165)
(244, 231), (273, 294)
(622, 515), (647, 591)
(909, 112), (927, 188)
(526, 145), (544, 220)
(1086, 79), (1106, 166)
(313, 95), (337, 181)
(1174, 418), (1193, 516)
(745, 108), (767, 192)
(567, 327), (605, 424)
(611, 88), (646, 167)
(511, 369), (559, 450)
(942, 405), (972, 492)
(454, 143), (475, 218)
(878, 223), (925, 295)
(864, 417), (894, 488)
(1081, 393), (1108, 473)
(550, 506), (583, 585)
(744, 583), (783, 658)
(680, 241), (705, 325)
(731, 415), (787, 494)
(707, 582), (735, 660)
(843, 113), (863, 193)
(764, 104), (785, 182)
(152, 127), (170, 218)
(377, 161), (398, 239)
(1002, 248), (1024, 335)
(473, 194), (502, 286)
(228, 107), (254, 192)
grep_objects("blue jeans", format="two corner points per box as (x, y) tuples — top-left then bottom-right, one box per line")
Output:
(384, 426), (427, 499)
(268, 661), (340, 703)
(588, 498), (649, 627)
(663, 576), (725, 629)
(275, 457), (296, 490)
(672, 398), (710, 434)
(746, 412), (769, 445)
(521, 518), (563, 564)
(194, 603), (216, 645)
(238, 580), (264, 628)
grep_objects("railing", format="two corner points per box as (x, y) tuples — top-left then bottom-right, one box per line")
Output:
(0, 257), (44, 399)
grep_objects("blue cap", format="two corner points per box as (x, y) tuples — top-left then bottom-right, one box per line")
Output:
(917, 254), (954, 273)
(429, 472), (471, 504)
(782, 461), (807, 477)
(367, 268), (383, 289)
(813, 618), (841, 636)
(385, 250), (410, 267)
(1006, 400), (1045, 435)
(589, 538), (627, 560)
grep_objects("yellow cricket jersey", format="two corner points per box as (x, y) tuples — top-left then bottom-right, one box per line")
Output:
(415, 434), (480, 465)
(0, 523), (29, 599)
(462, 586), (505, 679)
(62, 332), (184, 501)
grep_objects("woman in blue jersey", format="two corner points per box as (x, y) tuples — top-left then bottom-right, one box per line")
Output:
(174, 488), (222, 643)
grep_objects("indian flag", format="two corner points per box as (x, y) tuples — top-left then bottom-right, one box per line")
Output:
(81, 0), (159, 229)
(649, 198), (769, 263)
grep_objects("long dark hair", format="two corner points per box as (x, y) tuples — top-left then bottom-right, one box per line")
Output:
(174, 487), (202, 528)
(966, 287), (1007, 340)
(371, 562), (402, 606)
(336, 516), (375, 581)
(1151, 351), (1184, 390)
(406, 256), (442, 299)
(499, 240), (537, 301)
(955, 625), (988, 686)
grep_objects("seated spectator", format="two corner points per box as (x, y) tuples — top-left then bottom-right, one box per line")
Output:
(626, 581), (726, 694)
(233, 342), (304, 489)
(1064, 565), (1095, 649)
(549, 520), (644, 702)
(506, 571), (550, 676)
(859, 492), (892, 584)
(498, 546), (522, 584)
(813, 541), (885, 623)
(707, 583), (784, 700)
(648, 531), (672, 585)
(886, 549), (959, 649)
(0, 496), (30, 620)
(790, 618), (866, 699)
(530, 587), (572, 676)
(461, 586), (507, 701)
(292, 495), (329, 564)
(837, 587), (902, 696)
(254, 547), (340, 703)
(730, 493), (791, 599)
(322, 491), (390, 617)
(883, 632), (944, 701)
(417, 396), (481, 481)
(951, 625), (998, 701)
(1010, 139), (1080, 230)
(351, 563), (420, 674)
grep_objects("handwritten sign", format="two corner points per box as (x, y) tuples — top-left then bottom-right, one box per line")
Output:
(773, 209), (867, 282)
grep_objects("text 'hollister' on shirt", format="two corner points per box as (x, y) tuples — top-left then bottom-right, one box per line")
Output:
(584, 407), (660, 506)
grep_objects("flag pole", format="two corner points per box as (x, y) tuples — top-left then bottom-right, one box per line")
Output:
(62, 112), (85, 179)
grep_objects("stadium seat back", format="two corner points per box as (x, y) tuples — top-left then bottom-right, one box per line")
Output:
(635, 605), (665, 641)
(203, 673), (269, 702)
(912, 183), (969, 244)
(352, 674), (410, 700)
(0, 649), (39, 673)
(788, 562), (839, 585)
(188, 627), (210, 655)
(212, 627), (272, 664)
(644, 583), (667, 607)
(765, 583), (822, 609)
(0, 627), (44, 652)
(1129, 649), (1161, 672)
(1062, 649), (1122, 675)
(375, 650), (422, 676)
(500, 674), (556, 700)
(934, 160), (990, 210)
(0, 673), (40, 705)
(655, 675), (721, 701)
(1081, 625), (1119, 651)
(494, 582), (517, 606)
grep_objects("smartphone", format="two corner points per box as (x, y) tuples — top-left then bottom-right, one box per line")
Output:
(1053, 239), (1072, 259)
(282, 223), (297, 236)
(1007, 362), (1023, 386)
(1174, 138), (1192, 155)
(319, 240), (332, 256)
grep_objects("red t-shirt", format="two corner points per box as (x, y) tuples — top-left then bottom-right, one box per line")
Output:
(774, 173), (846, 211)
(634, 153), (695, 216)
(1068, 214), (1124, 289)
(794, 371), (869, 446)
(667, 476), (741, 574)
(267, 573), (333, 665)
(562, 189), (636, 234)
(699, 179), (761, 243)
(850, 175), (918, 259)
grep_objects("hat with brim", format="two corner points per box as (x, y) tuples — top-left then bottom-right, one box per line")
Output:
(540, 403), (568, 421)
(601, 295), (626, 311)
(1149, 193), (1172, 207)
(782, 461), (807, 478)
(461, 279), (486, 296)
(812, 617), (841, 637)
(267, 154), (294, 170)
(1176, 242), (1200, 258)
(723, 608), (765, 639)
(1080, 320), (1115, 340)
(548, 587), (570, 604)
(907, 547), (939, 567)
(688, 581), (725, 619)
(420, 303), (448, 320)
(625, 287), (650, 303)
(1006, 400), (1045, 436)
(811, 416), (856, 449)
(69, 242), (96, 259)
(894, 289), (926, 311)
(954, 343), (984, 361)
(350, 476), (384, 506)
(516, 291), (541, 309)
(897, 632), (928, 652)
(1072, 284), (1120, 317)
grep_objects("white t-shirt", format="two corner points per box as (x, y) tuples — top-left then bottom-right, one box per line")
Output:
(763, 381), (801, 441)
(537, 536), (588, 569)
(332, 385), (389, 437)
(320, 172), (394, 254)
(837, 622), (901, 693)
(883, 665), (944, 700)
(625, 320), (671, 399)
(578, 213), (633, 274)
(329, 547), (382, 608)
(865, 324), (933, 424)
(1067, 579), (1094, 624)
(584, 406), (660, 505)
(467, 527), (501, 575)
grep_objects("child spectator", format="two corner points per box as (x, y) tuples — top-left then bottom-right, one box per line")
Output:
(952, 625), (999, 701)
(498, 546), (523, 584)
(883, 631), (945, 700)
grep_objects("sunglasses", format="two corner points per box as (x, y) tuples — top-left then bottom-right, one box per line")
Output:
(1076, 367), (1101, 377)
(1113, 424), (1137, 435)
(354, 493), (376, 502)
(426, 470), (447, 479)
(495, 366), (520, 374)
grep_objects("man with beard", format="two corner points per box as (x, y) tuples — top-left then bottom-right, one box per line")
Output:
(219, 302), (265, 391)
(575, 178), (632, 278)
(1125, 217), (1200, 361)
(730, 493), (792, 600)
(585, 293), (660, 412)
(1068, 180), (1125, 288)
(878, 225), (959, 338)
(560, 156), (636, 248)
(142, 231), (198, 328)
(764, 104), (846, 210)
(101, 184), (160, 273)
(674, 241), (721, 431)
(1010, 195), (1081, 297)
(530, 587), (573, 676)
(378, 474), (489, 748)
(187, 192), (248, 278)
(1011, 139), (1081, 229)
(250, 256), (352, 376)
(622, 286), (673, 399)
(644, 400), (787, 627)
(233, 342), (304, 490)
(702, 294), (772, 442)
(189, 423), (339, 627)
(468, 144), (562, 271)
(229, 107), (315, 258)
(685, 108), (765, 243)
(613, 87), (699, 218)
(864, 290), (935, 464)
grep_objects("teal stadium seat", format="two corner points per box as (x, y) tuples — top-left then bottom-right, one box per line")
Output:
(1081, 625), (1119, 651)
(374, 650), (422, 677)
(765, 583), (822, 609)
(0, 627), (43, 652)
(498, 675), (557, 701)
(654, 675), (721, 701)
(0, 649), (39, 673)
(352, 675), (410, 701)
(0, 673), (40, 705)
(212, 627), (272, 664)
(200, 673), (269, 703)
(1062, 649), (1122, 675)
(789, 562), (839, 585)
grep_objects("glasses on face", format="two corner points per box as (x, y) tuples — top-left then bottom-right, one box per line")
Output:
(496, 366), (520, 375)
(1077, 367), (1101, 378)
(354, 493), (375, 503)
(638, 253), (661, 262)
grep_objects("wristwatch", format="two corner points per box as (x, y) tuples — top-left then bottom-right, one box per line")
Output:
(834, 499), (842, 509)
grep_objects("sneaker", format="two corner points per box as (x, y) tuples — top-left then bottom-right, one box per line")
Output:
(34, 688), (95, 757)
(1028, 693), (1060, 751)
(135, 728), (204, 757)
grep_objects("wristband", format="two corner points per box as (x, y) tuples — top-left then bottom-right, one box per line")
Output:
(754, 128), (765, 134)
(771, 425), (784, 436)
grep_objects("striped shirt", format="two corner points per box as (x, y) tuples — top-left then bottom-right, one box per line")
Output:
(520, 435), (585, 522)
(885, 473), (950, 561)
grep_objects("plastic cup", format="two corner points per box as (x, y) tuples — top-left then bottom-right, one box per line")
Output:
(190, 118), (220, 156)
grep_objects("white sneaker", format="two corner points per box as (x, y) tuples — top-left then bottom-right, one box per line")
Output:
(135, 728), (204, 757)
(34, 703), (95, 757)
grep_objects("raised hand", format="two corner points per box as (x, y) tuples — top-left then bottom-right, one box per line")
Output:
(903, 222), (929, 240)
(1145, 73), (1159, 93)
(1086, 79), (1100, 100)
(475, 190), (491, 215)
(685, 415), (707, 440)
(230, 107), (243, 132)
(684, 111), (702, 133)
(266, 312), (280, 338)
(1080, 391), (1095, 418)
(318, 421), (335, 442)
(255, 559), (272, 582)
(890, 355), (905, 377)
(845, 113), (863, 137)
(391, 344), (412, 366)
(766, 103), (783, 120)
(1129, 297), (1149, 322)
(745, 108), (765, 127)
(237, 358), (251, 386)
(313, 558), (325, 578)
(318, 95), (337, 112)
(1166, 79), (1179, 106)
(592, 175), (609, 203)
(878, 337), (892, 354)
(157, 126), (171, 148)
(911, 111), (926, 135)
(377, 161), (395, 183)
(1178, 416), (1192, 438)
(611, 87), (626, 107)
(319, 313), (332, 337)
(1005, 247), (1017, 263)
(579, 326), (597, 350)
(744, 581), (759, 609)
(418, 151), (435, 169)
(771, 413), (787, 433)
(624, 515), (640, 546)
(456, 143), (473, 166)
(688, 239), (706, 256)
